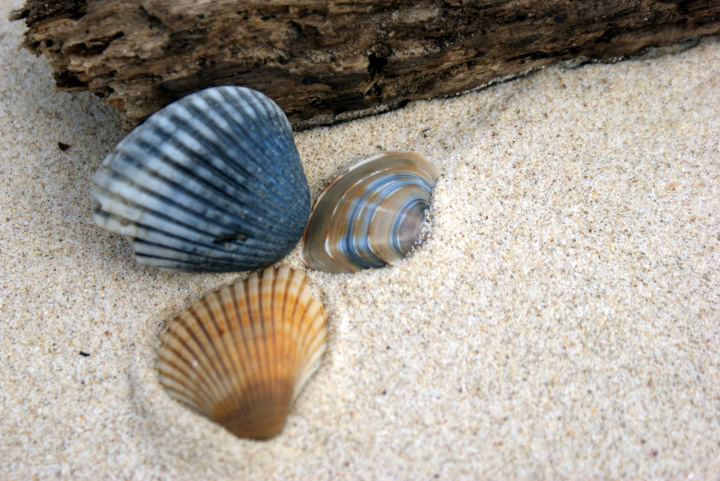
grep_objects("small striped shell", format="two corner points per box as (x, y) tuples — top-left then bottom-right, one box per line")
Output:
(91, 87), (310, 272)
(157, 266), (327, 440)
(301, 152), (440, 273)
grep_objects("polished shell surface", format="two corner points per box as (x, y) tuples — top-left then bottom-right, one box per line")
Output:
(302, 152), (440, 273)
(156, 265), (327, 440)
(91, 87), (310, 272)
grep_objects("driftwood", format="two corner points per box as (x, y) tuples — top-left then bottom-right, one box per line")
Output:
(11, 0), (720, 130)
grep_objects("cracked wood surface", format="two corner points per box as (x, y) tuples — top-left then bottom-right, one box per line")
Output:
(10, 0), (720, 130)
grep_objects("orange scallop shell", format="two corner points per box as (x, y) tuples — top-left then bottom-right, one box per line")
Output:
(157, 266), (327, 440)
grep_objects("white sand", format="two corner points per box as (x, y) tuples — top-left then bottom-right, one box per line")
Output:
(2, 1), (719, 478)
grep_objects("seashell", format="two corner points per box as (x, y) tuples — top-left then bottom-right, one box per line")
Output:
(157, 265), (327, 440)
(91, 87), (310, 272)
(301, 152), (440, 273)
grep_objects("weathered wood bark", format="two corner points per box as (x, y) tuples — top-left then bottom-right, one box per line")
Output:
(10, 0), (720, 130)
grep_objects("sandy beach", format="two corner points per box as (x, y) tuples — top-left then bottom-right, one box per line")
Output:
(2, 0), (719, 478)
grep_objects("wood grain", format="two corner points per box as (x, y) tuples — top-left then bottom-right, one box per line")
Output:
(11, 0), (720, 130)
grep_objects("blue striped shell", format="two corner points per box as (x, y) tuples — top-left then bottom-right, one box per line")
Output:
(301, 152), (440, 273)
(91, 87), (310, 272)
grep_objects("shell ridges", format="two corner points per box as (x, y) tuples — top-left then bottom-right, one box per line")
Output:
(92, 86), (310, 272)
(157, 266), (328, 440)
